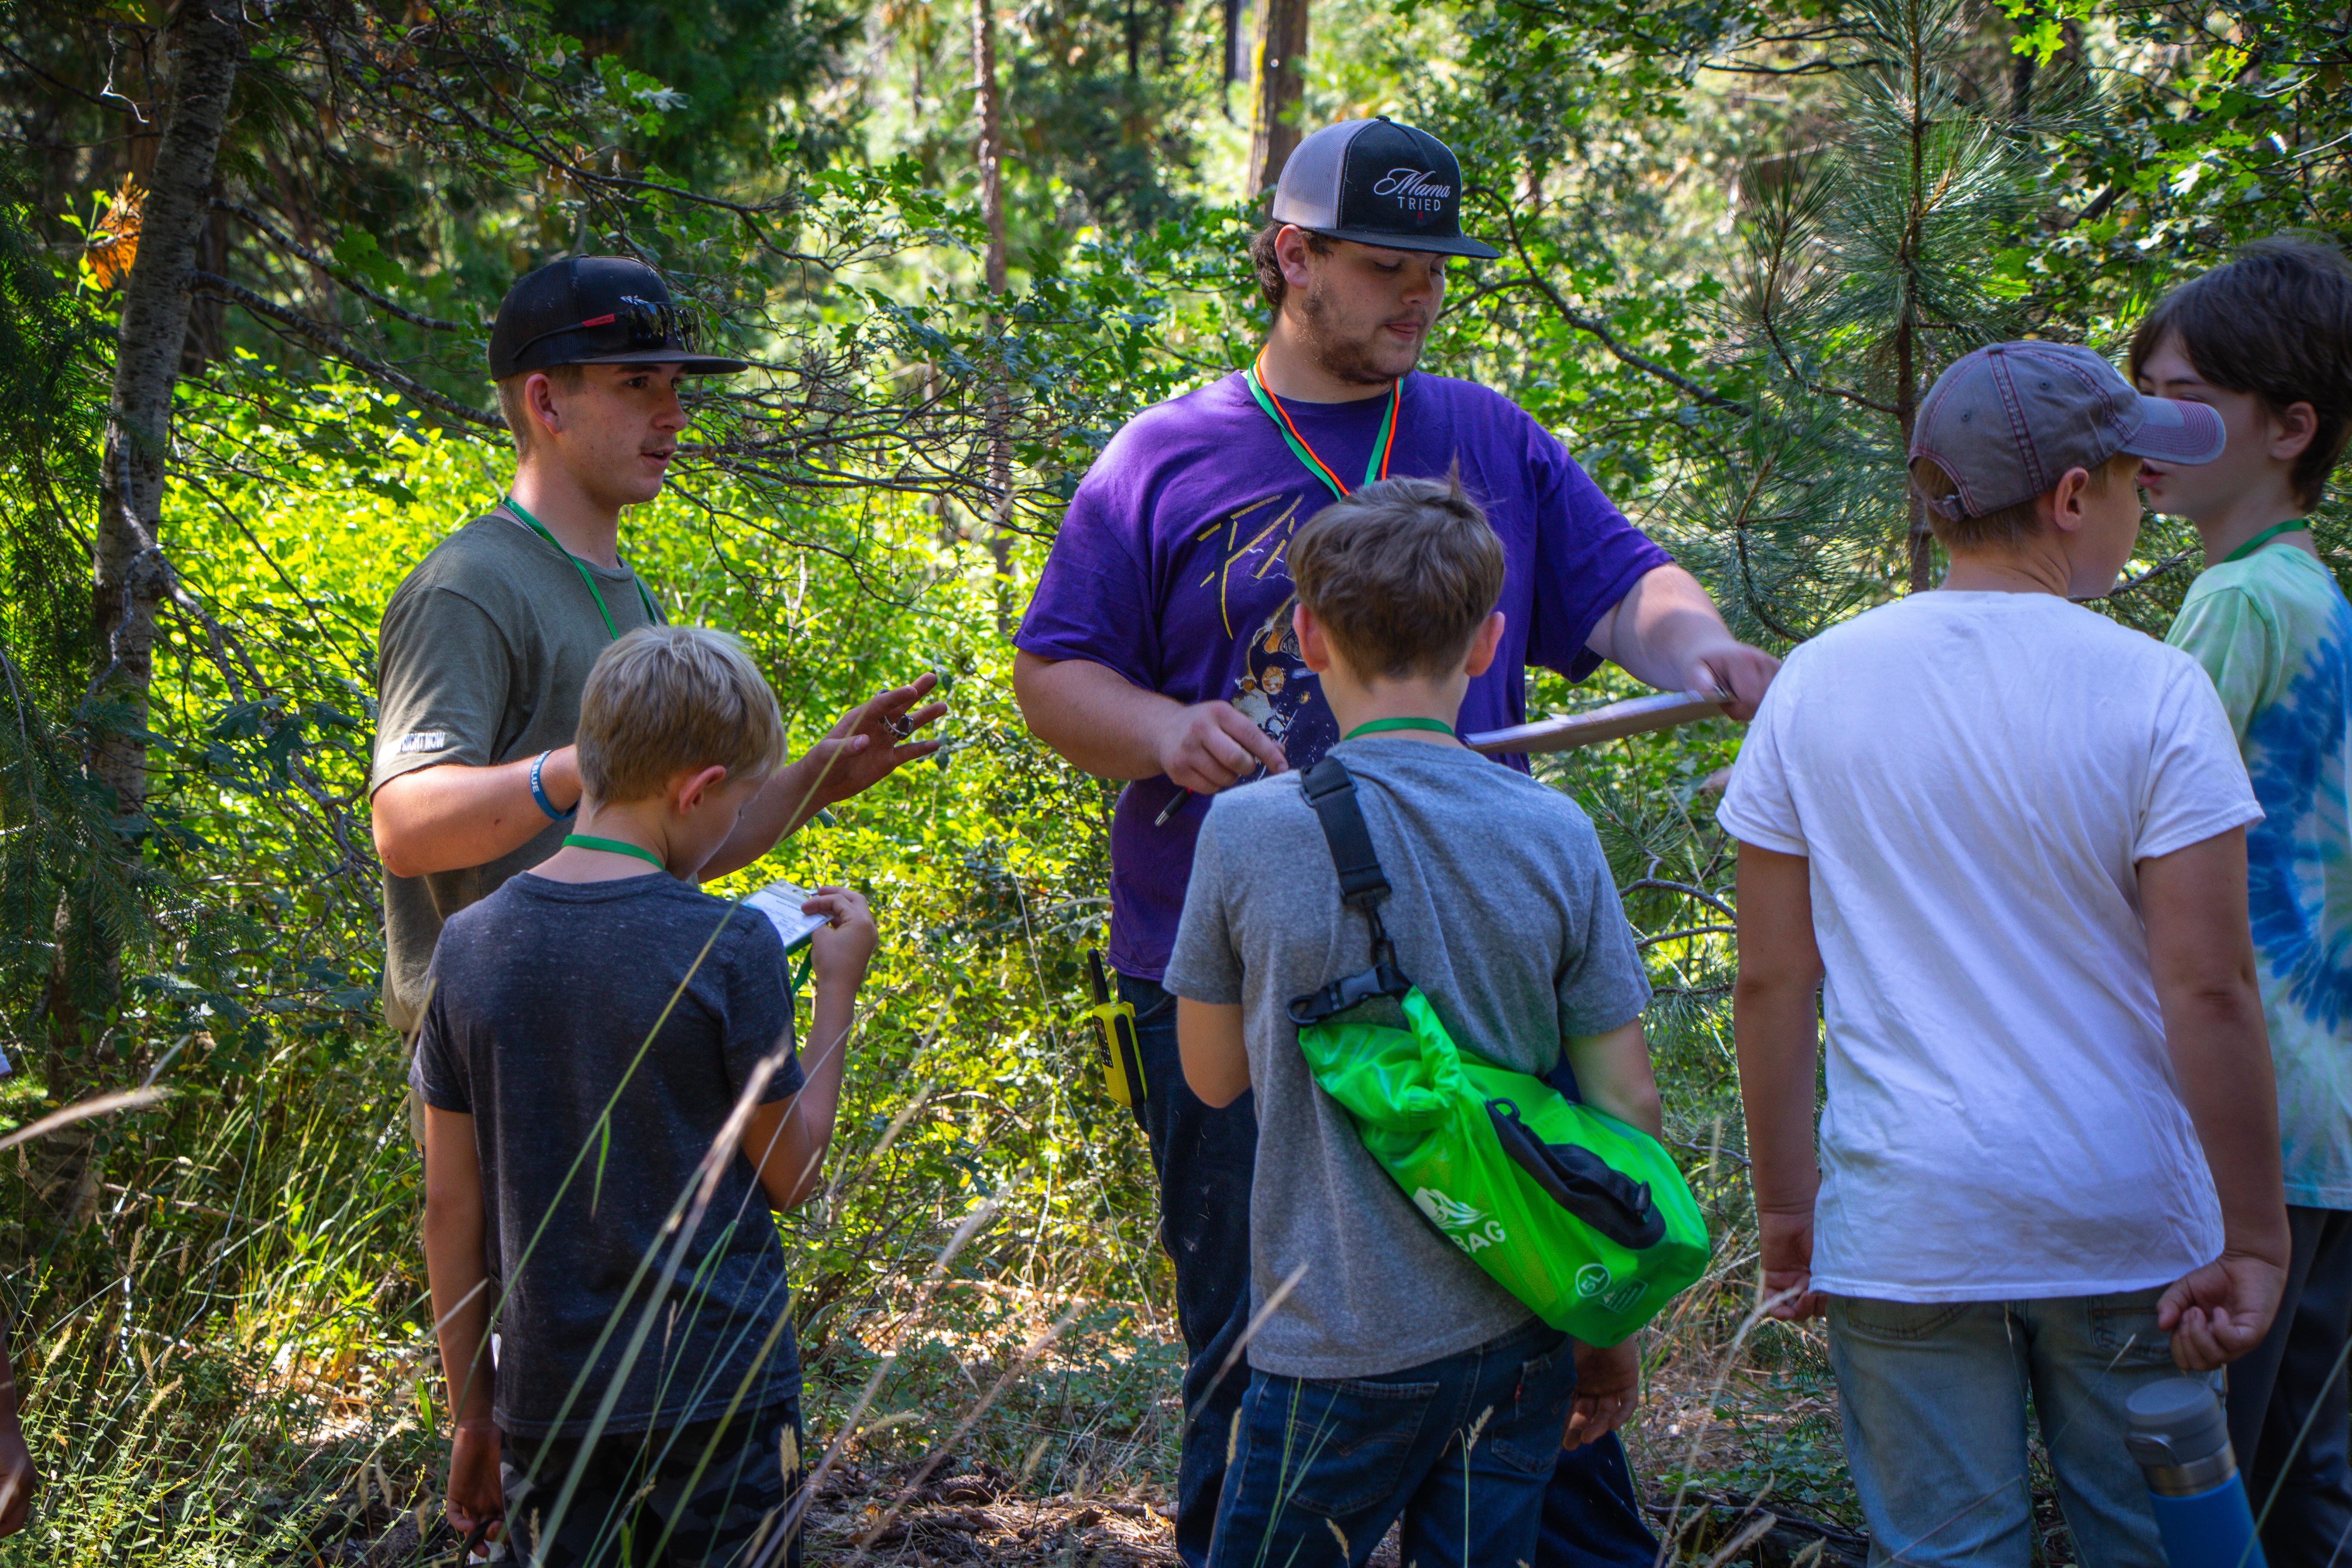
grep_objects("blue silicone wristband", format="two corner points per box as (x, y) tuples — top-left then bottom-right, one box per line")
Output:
(530, 750), (574, 821)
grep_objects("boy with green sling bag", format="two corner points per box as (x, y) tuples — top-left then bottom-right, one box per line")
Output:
(1164, 475), (1683, 1568)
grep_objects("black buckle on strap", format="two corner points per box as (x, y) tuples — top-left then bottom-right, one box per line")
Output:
(1287, 956), (1412, 1027)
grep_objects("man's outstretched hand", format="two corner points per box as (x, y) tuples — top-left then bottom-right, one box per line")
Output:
(803, 674), (949, 809)
(2159, 1250), (2285, 1370)
(1687, 638), (1781, 723)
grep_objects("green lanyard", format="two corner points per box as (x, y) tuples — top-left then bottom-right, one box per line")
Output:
(1343, 717), (1457, 741)
(1243, 355), (1400, 502)
(562, 833), (670, 873)
(504, 496), (662, 639)
(2223, 518), (2310, 564)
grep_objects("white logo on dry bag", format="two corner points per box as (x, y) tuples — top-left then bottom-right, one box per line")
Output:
(1413, 1188), (1508, 1253)
(1574, 1263), (1647, 1314)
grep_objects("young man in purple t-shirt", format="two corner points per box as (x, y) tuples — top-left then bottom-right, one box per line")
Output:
(1013, 118), (1776, 1567)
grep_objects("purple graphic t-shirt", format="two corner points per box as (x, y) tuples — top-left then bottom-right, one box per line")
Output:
(1016, 370), (1671, 979)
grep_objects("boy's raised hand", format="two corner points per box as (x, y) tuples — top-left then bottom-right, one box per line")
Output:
(2159, 1252), (2286, 1371)
(802, 887), (878, 986)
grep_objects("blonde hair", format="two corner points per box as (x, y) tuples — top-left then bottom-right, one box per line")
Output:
(576, 625), (787, 805)
(1287, 472), (1506, 679)
(1908, 446), (2141, 552)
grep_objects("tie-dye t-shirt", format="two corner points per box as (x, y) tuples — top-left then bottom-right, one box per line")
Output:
(2167, 544), (2352, 1210)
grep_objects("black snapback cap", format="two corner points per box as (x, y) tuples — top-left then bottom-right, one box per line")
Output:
(488, 256), (749, 380)
(1271, 117), (1501, 260)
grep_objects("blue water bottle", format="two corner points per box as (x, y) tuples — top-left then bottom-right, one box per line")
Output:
(2124, 1379), (2267, 1568)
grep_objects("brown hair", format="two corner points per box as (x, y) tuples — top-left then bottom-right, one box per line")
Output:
(1287, 472), (1505, 679)
(576, 625), (787, 805)
(2127, 237), (2352, 509)
(495, 363), (587, 458)
(1908, 446), (2142, 553)
(1249, 222), (1338, 314)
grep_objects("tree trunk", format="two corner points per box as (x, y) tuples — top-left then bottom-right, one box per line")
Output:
(47, 0), (245, 1092)
(1246, 0), (1308, 196)
(974, 0), (1014, 634)
(1899, 0), (1935, 594)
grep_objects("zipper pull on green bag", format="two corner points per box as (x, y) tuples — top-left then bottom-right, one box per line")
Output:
(1286, 757), (1710, 1346)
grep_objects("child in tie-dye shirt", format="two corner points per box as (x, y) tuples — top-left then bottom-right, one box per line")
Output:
(2135, 238), (2352, 1565)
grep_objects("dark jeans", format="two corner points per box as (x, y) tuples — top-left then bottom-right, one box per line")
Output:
(1121, 974), (1661, 1568)
(2226, 1204), (2352, 1567)
(1209, 1317), (1579, 1568)
(499, 1396), (805, 1568)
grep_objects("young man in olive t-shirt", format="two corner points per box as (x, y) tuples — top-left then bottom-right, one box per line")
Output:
(372, 257), (946, 1035)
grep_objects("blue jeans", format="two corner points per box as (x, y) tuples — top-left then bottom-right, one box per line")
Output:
(1209, 1318), (1580, 1568)
(2225, 1204), (2352, 1566)
(1121, 974), (1660, 1568)
(1828, 1288), (2208, 1568)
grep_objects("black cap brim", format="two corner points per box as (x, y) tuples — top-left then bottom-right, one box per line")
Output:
(1302, 225), (1502, 261)
(563, 349), (752, 374)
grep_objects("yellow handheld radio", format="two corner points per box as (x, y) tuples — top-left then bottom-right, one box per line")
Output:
(1084, 949), (1146, 1111)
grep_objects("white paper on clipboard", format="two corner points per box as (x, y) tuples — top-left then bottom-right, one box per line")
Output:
(744, 879), (827, 954)
(1464, 690), (1726, 756)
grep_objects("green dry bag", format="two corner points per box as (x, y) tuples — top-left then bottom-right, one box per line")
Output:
(1287, 756), (1710, 1347)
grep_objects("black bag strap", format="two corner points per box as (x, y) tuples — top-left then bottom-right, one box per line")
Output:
(1298, 757), (1390, 910)
(1291, 758), (1586, 1104)
(1287, 757), (1412, 1027)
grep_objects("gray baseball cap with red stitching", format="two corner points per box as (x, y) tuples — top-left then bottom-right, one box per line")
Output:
(1272, 117), (1502, 260)
(1909, 341), (2223, 519)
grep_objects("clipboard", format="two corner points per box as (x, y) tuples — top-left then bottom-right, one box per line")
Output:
(744, 879), (827, 953)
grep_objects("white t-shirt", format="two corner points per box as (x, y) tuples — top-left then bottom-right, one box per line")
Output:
(1718, 591), (2263, 1302)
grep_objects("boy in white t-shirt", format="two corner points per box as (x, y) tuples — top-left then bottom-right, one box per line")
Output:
(1721, 342), (2291, 1568)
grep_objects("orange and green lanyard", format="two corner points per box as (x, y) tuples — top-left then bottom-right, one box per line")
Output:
(1243, 353), (1400, 501)
(505, 495), (662, 638)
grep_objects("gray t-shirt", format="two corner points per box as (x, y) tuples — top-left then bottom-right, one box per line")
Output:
(1165, 738), (1651, 1379)
(411, 872), (802, 1437)
(372, 508), (662, 1035)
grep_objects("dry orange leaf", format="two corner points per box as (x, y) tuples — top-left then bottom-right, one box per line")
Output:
(84, 174), (144, 289)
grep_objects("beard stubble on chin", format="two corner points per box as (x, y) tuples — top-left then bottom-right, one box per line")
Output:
(1297, 279), (1422, 387)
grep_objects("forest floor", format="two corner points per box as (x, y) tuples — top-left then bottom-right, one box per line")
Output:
(285, 1295), (1894, 1568)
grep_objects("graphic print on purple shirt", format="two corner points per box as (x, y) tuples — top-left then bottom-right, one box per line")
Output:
(1016, 370), (1672, 980)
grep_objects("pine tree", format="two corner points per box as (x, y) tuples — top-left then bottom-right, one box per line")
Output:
(1677, 0), (2049, 639)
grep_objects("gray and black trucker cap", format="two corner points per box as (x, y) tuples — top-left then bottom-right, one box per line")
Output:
(1909, 341), (2224, 519)
(1271, 118), (1502, 260)
(488, 256), (749, 380)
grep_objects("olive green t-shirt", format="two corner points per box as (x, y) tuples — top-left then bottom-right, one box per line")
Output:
(371, 506), (661, 1034)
